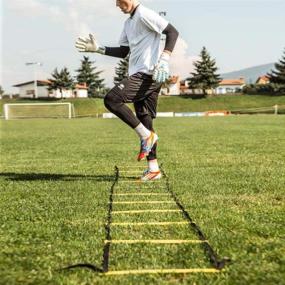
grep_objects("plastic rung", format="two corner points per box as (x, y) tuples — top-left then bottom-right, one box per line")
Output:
(104, 268), (220, 275)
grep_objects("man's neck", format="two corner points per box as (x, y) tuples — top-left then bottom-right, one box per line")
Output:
(130, 1), (140, 16)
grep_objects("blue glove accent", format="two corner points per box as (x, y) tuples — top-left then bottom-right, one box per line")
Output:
(152, 53), (170, 83)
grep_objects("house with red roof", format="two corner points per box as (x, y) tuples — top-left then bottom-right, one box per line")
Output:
(256, 75), (270, 85)
(216, 78), (246, 94)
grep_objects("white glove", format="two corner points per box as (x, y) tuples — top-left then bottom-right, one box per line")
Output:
(152, 52), (170, 83)
(75, 34), (105, 54)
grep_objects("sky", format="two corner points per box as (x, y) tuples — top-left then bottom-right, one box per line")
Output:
(1, 0), (285, 93)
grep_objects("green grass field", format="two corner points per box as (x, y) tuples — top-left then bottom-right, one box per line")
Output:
(1, 116), (284, 284)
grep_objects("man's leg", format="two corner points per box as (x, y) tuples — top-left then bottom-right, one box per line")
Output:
(134, 92), (161, 179)
(104, 85), (140, 129)
(136, 113), (157, 161)
(104, 78), (158, 161)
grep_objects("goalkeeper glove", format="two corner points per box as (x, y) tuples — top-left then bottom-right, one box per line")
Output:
(75, 34), (105, 54)
(152, 52), (170, 83)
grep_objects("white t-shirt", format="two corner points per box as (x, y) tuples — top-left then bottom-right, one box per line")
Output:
(119, 5), (169, 76)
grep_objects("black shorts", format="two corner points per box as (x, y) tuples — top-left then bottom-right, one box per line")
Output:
(116, 72), (162, 118)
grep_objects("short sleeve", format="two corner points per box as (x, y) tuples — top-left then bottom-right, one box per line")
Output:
(119, 28), (129, 47)
(140, 7), (169, 34)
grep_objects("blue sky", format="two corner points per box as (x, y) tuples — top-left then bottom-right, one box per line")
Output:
(1, 0), (285, 93)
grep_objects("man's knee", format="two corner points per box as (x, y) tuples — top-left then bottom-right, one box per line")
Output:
(104, 88), (123, 111)
(104, 92), (112, 109)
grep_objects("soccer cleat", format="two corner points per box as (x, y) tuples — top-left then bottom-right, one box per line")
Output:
(140, 170), (162, 182)
(137, 132), (158, 161)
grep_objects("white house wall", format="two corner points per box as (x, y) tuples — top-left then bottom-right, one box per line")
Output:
(75, 89), (88, 98)
(17, 83), (88, 99)
(37, 86), (50, 98)
(19, 83), (49, 98)
(51, 89), (73, 98)
(51, 89), (87, 98)
(216, 84), (245, 94)
(169, 84), (180, 95)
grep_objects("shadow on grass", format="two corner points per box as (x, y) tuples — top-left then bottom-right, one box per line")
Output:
(0, 172), (115, 182)
(59, 263), (104, 273)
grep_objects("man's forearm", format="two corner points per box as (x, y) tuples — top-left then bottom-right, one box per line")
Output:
(162, 23), (179, 54)
(105, 46), (130, 58)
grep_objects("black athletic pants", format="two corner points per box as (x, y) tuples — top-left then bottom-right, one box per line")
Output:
(104, 72), (162, 161)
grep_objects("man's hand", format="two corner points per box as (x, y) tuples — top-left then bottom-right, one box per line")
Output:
(75, 34), (105, 54)
(152, 52), (170, 83)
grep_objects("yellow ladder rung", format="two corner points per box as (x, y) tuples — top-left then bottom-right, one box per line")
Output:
(115, 185), (165, 188)
(104, 268), (220, 275)
(111, 221), (189, 226)
(112, 201), (174, 204)
(105, 239), (207, 244)
(114, 193), (170, 196)
(118, 181), (162, 183)
(112, 209), (181, 214)
(118, 166), (146, 168)
(118, 181), (141, 183)
(119, 171), (142, 173)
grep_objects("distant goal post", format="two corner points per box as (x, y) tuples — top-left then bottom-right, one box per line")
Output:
(3, 102), (75, 120)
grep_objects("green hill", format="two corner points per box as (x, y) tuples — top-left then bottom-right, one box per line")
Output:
(1, 94), (285, 117)
(221, 63), (274, 84)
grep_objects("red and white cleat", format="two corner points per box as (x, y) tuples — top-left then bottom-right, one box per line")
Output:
(137, 132), (158, 162)
(140, 170), (162, 182)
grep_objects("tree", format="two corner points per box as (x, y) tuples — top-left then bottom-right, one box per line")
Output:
(0, 85), (4, 97)
(114, 55), (129, 84)
(267, 48), (285, 85)
(187, 47), (221, 95)
(76, 56), (105, 97)
(48, 67), (75, 99)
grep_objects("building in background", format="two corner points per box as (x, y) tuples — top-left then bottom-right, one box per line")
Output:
(161, 76), (181, 96)
(13, 80), (88, 99)
(216, 78), (246, 94)
(256, 75), (270, 85)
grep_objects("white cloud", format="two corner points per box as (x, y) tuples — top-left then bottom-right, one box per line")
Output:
(169, 37), (198, 80)
(6, 0), (119, 36)
(7, 0), (51, 16)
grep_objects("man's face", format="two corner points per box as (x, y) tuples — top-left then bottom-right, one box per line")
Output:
(116, 0), (134, 14)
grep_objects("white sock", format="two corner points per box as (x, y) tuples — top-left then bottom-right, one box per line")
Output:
(148, 159), (159, 172)
(134, 123), (151, 140)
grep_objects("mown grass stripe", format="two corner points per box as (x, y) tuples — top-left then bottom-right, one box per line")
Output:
(105, 239), (207, 244)
(111, 221), (189, 226)
(112, 209), (181, 214)
(104, 268), (220, 275)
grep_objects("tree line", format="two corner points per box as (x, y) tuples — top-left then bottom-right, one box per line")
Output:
(46, 55), (131, 98)
(1, 47), (284, 97)
(47, 56), (105, 98)
(48, 46), (285, 97)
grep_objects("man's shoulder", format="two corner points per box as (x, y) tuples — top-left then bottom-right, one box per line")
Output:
(123, 5), (157, 27)
(137, 5), (157, 18)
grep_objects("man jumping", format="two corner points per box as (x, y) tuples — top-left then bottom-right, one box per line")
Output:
(75, 0), (178, 181)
